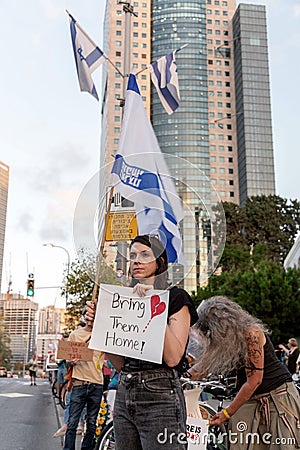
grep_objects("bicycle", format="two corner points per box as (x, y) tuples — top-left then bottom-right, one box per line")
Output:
(94, 376), (236, 450)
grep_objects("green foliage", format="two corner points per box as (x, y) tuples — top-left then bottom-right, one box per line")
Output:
(221, 195), (300, 270)
(0, 314), (12, 368)
(193, 195), (300, 343)
(194, 261), (300, 344)
(62, 250), (116, 330)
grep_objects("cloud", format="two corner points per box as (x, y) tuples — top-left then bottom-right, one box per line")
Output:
(32, 142), (90, 192)
(293, 4), (300, 17)
(17, 212), (34, 233)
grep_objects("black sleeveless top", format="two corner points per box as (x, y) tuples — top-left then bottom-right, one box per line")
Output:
(122, 286), (198, 374)
(237, 334), (292, 395)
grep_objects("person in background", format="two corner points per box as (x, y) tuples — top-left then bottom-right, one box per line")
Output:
(86, 234), (198, 450)
(279, 338), (300, 376)
(102, 356), (113, 391)
(63, 323), (104, 450)
(27, 354), (38, 386)
(188, 296), (300, 449)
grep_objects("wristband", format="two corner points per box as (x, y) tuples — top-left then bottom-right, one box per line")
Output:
(222, 408), (231, 420)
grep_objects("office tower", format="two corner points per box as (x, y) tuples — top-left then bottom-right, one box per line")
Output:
(232, 3), (275, 204)
(0, 161), (9, 291)
(101, 0), (275, 291)
(37, 305), (67, 367)
(0, 293), (38, 365)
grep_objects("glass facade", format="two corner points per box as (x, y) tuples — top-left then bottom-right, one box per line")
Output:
(232, 4), (275, 204)
(152, 0), (211, 290)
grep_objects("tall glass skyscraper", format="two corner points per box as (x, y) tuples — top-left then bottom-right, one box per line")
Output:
(101, 0), (275, 292)
(0, 161), (9, 291)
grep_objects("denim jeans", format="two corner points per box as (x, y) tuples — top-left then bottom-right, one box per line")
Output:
(114, 368), (187, 450)
(64, 389), (87, 425)
(64, 383), (103, 450)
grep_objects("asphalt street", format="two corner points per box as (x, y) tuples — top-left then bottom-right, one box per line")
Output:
(0, 377), (65, 450)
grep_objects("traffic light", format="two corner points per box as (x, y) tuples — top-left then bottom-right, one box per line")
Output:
(27, 274), (35, 297)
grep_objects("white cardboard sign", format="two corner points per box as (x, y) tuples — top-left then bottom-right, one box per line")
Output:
(89, 284), (169, 363)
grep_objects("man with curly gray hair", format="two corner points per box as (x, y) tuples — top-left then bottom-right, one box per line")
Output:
(186, 296), (300, 449)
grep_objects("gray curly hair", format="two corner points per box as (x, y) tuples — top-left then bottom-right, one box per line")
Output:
(193, 296), (269, 375)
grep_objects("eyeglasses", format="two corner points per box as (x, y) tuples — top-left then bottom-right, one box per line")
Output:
(129, 250), (155, 263)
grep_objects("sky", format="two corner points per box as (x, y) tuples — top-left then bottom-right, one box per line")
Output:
(0, 0), (299, 309)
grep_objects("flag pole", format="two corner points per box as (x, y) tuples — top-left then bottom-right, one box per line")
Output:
(91, 185), (114, 304)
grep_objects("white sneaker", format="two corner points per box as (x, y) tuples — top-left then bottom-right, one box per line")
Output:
(53, 425), (67, 438)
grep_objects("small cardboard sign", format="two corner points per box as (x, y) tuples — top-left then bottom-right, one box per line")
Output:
(89, 284), (169, 363)
(56, 340), (94, 361)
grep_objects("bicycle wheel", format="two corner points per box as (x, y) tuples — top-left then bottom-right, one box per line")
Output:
(51, 378), (58, 398)
(95, 421), (115, 450)
(199, 403), (227, 450)
(59, 380), (68, 409)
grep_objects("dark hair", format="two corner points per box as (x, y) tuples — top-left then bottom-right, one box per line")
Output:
(129, 234), (169, 289)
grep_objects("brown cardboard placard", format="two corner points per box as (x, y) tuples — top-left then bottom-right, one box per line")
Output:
(56, 340), (94, 361)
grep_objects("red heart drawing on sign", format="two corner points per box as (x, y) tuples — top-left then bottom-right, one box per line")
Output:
(150, 294), (166, 319)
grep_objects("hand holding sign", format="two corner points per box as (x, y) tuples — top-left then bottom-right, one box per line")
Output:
(143, 294), (166, 332)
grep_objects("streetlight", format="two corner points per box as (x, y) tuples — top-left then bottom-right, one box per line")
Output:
(43, 243), (70, 305)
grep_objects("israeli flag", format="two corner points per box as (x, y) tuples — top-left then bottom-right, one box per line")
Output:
(69, 13), (105, 100)
(148, 50), (180, 115)
(110, 74), (185, 264)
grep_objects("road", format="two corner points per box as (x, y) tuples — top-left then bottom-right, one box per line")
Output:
(0, 377), (64, 450)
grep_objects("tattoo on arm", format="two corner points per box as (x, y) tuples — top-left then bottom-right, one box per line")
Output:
(245, 331), (264, 373)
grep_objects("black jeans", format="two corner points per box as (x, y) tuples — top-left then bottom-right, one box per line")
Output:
(114, 368), (187, 449)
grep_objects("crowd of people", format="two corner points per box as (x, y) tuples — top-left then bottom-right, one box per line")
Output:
(45, 234), (299, 449)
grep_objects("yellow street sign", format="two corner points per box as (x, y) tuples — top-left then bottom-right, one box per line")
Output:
(105, 212), (138, 242)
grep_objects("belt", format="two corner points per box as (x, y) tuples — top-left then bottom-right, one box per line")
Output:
(120, 367), (179, 383)
(72, 378), (101, 386)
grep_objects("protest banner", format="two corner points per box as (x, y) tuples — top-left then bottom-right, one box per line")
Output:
(56, 340), (94, 361)
(89, 284), (169, 363)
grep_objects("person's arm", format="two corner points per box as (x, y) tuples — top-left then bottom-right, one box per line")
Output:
(278, 343), (289, 354)
(209, 328), (265, 426)
(163, 306), (190, 367)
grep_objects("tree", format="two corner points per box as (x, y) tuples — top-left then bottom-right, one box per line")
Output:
(62, 250), (116, 330)
(193, 261), (300, 344)
(0, 314), (12, 368)
(220, 195), (300, 270)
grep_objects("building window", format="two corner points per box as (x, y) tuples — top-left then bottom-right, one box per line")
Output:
(116, 30), (122, 36)
(219, 145), (224, 151)
(217, 91), (222, 97)
(133, 53), (138, 58)
(227, 135), (232, 141)
(211, 167), (216, 173)
(228, 168), (233, 174)
(142, 54), (147, 58)
(209, 101), (215, 107)
(211, 156), (216, 162)
(210, 145), (216, 150)
(116, 61), (121, 67)
(114, 116), (120, 122)
(228, 157), (233, 163)
(208, 59), (213, 65)
(141, 85), (146, 90)
(229, 180), (234, 185)
(219, 179), (225, 185)
(132, 63), (138, 68)
(142, 23), (147, 28)
(227, 124), (232, 130)
(219, 168), (225, 174)
(211, 179), (216, 185)
(115, 83), (121, 89)
(114, 139), (119, 145)
(141, 74), (147, 80)
(115, 105), (120, 110)
(209, 134), (215, 139)
(226, 92), (231, 97)
(218, 135), (224, 140)
(133, 42), (138, 47)
(116, 20), (122, 25)
(219, 156), (225, 162)
(116, 41), (122, 46)
(217, 102), (222, 107)
(225, 81), (230, 87)
(142, 33), (147, 38)
(228, 146), (233, 152)
(230, 192), (234, 197)
(224, 61), (230, 66)
(225, 71), (230, 77)
(114, 127), (120, 133)
(208, 70), (214, 75)
(133, 32), (139, 37)
(116, 51), (121, 57)
(224, 30), (229, 36)
(133, 22), (138, 27)
(216, 70), (222, 76)
(226, 103), (231, 108)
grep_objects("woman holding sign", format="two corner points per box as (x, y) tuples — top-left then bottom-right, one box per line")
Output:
(87, 234), (198, 449)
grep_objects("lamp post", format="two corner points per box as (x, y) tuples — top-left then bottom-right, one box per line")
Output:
(43, 243), (70, 305)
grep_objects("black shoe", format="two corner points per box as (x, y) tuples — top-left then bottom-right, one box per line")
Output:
(30, 383), (33, 386)
(34, 383), (37, 386)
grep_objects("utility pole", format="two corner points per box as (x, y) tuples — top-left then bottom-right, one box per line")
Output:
(115, 1), (138, 282)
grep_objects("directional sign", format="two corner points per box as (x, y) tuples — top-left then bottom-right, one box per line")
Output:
(105, 212), (138, 242)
